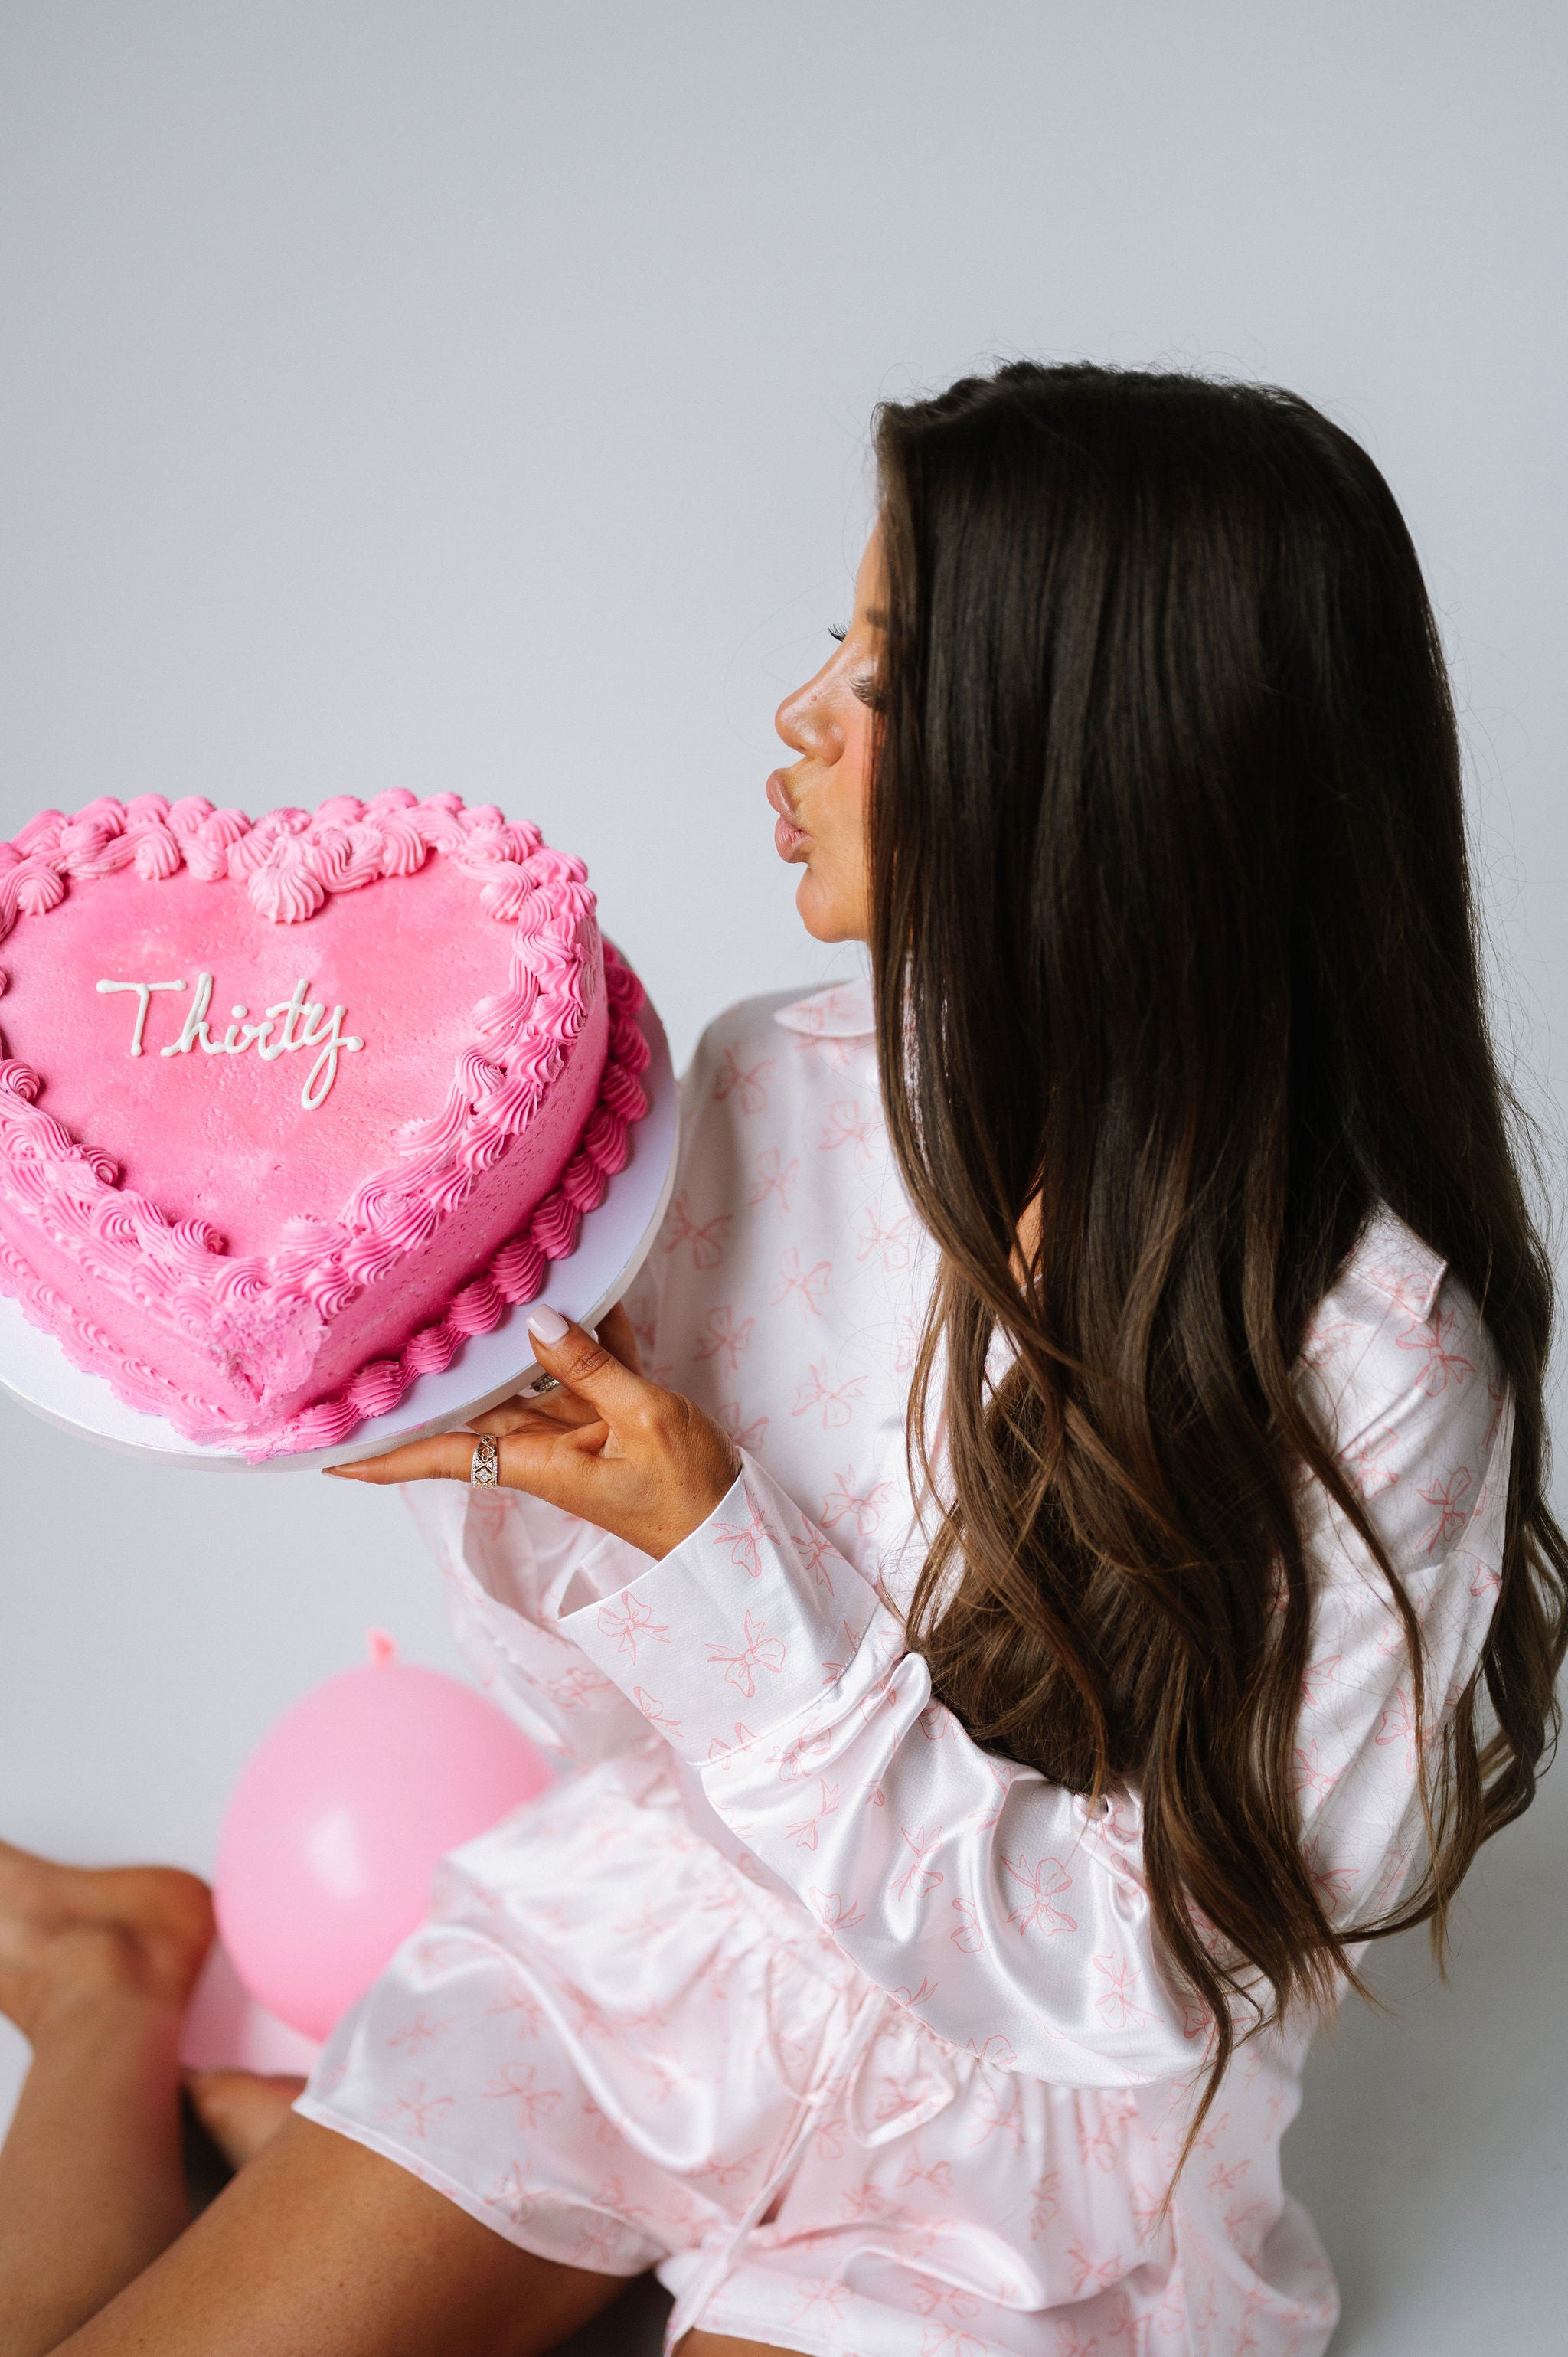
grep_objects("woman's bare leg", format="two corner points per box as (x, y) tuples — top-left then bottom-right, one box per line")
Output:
(0, 1841), (635, 2355)
(0, 1842), (214, 2353)
(183, 2066), (305, 2171)
(50, 2113), (630, 2357)
(678, 2339), (792, 2355)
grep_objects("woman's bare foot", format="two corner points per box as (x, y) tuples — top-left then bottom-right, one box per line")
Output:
(0, 1839), (214, 2043)
(184, 2068), (308, 2170)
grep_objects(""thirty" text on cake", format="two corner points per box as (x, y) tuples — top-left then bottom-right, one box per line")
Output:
(95, 973), (364, 1111)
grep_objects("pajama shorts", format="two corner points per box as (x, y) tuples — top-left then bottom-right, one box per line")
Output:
(295, 1744), (1334, 2356)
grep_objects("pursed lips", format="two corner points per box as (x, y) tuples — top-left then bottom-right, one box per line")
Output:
(766, 770), (808, 859)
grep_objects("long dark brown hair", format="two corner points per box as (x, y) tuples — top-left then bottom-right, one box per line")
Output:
(867, 361), (1567, 2120)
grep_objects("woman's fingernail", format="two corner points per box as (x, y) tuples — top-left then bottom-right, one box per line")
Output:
(527, 1304), (569, 1345)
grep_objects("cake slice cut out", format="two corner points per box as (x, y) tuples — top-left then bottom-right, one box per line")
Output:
(0, 791), (650, 1456)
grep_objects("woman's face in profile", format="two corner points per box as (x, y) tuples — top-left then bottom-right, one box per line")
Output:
(769, 525), (884, 943)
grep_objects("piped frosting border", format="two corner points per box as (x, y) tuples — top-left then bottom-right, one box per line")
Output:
(0, 788), (547, 936)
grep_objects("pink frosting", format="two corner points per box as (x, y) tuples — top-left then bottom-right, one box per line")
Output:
(0, 793), (650, 1456)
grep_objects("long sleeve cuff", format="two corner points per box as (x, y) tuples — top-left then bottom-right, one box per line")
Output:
(557, 1453), (898, 1761)
(405, 1481), (657, 1770)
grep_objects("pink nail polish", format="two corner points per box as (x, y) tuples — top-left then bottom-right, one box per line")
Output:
(528, 1303), (569, 1345)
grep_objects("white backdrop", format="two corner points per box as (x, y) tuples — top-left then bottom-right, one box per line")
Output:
(0, 7), (1563, 2350)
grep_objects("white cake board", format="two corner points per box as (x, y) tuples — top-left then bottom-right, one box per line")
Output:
(0, 993), (678, 1473)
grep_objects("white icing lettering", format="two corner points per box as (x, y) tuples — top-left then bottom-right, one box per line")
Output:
(220, 1012), (273, 1054)
(158, 969), (222, 1057)
(91, 969), (366, 1106)
(259, 979), (311, 1060)
(296, 999), (365, 1113)
(96, 976), (186, 1056)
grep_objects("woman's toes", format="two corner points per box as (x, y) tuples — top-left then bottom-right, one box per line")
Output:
(103, 1865), (216, 2009)
(183, 2068), (308, 2169)
(0, 1841), (215, 2036)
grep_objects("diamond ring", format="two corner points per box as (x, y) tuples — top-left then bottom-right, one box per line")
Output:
(470, 1433), (500, 1486)
(527, 1371), (560, 1396)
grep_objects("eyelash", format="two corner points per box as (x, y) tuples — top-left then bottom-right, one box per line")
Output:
(829, 621), (880, 707)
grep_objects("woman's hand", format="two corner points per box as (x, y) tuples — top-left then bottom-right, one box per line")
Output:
(324, 1301), (741, 1561)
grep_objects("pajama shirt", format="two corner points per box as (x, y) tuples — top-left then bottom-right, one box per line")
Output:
(298, 976), (1510, 2357)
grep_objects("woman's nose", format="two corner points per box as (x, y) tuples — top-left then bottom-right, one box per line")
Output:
(775, 670), (843, 764)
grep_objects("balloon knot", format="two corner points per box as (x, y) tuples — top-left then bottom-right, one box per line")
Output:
(366, 1628), (398, 1666)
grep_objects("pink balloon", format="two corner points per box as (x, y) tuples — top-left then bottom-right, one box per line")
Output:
(214, 1632), (550, 2040)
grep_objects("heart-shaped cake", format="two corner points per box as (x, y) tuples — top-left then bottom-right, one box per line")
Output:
(0, 791), (649, 1456)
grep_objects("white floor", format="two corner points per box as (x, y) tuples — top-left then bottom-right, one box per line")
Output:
(1283, 1760), (1567, 2355)
(0, 1386), (1563, 2351)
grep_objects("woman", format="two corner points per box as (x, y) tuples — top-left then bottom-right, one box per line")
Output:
(0, 361), (1561, 2357)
